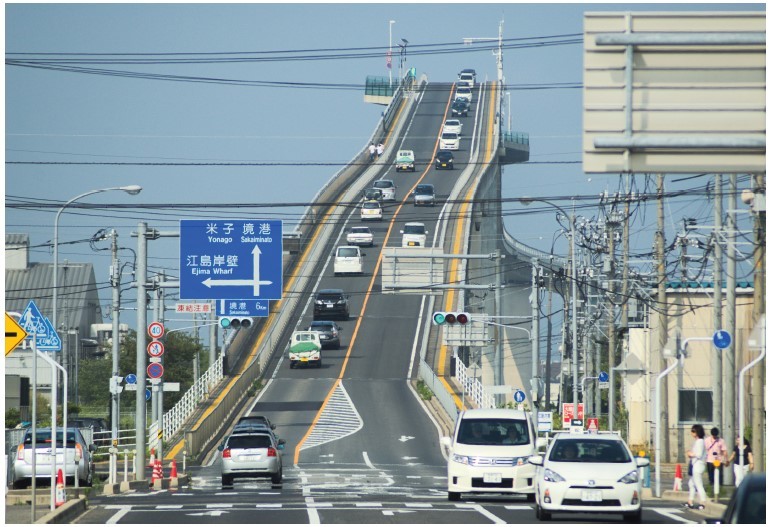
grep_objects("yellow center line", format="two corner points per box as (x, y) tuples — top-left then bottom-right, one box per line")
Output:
(293, 92), (452, 465)
(437, 82), (498, 410)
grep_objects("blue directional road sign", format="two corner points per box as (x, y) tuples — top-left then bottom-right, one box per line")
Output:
(216, 299), (270, 317)
(713, 330), (732, 350)
(145, 388), (152, 401)
(598, 371), (609, 383)
(18, 300), (61, 351)
(125, 373), (137, 385)
(513, 389), (526, 403)
(179, 220), (283, 301)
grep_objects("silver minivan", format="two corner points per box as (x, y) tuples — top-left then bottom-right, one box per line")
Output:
(334, 245), (364, 276)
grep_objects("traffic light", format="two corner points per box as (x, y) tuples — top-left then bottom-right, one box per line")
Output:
(432, 312), (470, 325)
(219, 317), (253, 329)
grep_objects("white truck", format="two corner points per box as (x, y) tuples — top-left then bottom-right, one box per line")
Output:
(289, 331), (323, 369)
(395, 150), (415, 172)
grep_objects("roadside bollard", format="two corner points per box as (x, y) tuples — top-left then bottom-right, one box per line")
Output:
(132, 449), (137, 476)
(713, 459), (721, 501)
(123, 449), (129, 482)
(639, 451), (651, 488)
(183, 450), (187, 473)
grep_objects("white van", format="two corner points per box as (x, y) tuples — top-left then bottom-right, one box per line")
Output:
(458, 72), (475, 88)
(401, 222), (429, 247)
(440, 408), (546, 502)
(455, 86), (472, 102)
(333, 245), (363, 276)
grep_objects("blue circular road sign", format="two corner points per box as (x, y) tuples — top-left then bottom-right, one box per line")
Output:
(147, 362), (164, 379)
(513, 389), (526, 403)
(713, 330), (732, 350)
(145, 388), (152, 401)
(125, 373), (137, 385)
(598, 371), (609, 383)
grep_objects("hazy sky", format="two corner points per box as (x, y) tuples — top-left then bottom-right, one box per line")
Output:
(4, 2), (763, 335)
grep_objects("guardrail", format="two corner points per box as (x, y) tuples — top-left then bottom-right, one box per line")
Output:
(454, 358), (495, 409)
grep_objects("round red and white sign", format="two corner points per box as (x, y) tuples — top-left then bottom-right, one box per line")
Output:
(147, 340), (165, 357)
(147, 322), (165, 339)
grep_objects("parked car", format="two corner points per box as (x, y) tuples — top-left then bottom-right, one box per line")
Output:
(441, 409), (544, 503)
(346, 226), (374, 247)
(435, 150), (454, 170)
(440, 131), (460, 151)
(308, 320), (342, 349)
(528, 429), (648, 522)
(443, 119), (463, 135)
(401, 222), (429, 248)
(334, 245), (364, 276)
(704, 472), (766, 524)
(360, 200), (383, 221)
(372, 179), (397, 201)
(413, 184), (436, 206)
(395, 150), (416, 172)
(313, 289), (350, 320)
(451, 98), (470, 117)
(10, 427), (96, 489)
(219, 430), (285, 487)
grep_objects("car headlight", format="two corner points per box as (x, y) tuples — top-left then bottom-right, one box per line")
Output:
(618, 470), (639, 484)
(315, 300), (323, 305)
(451, 454), (471, 465)
(543, 468), (566, 483)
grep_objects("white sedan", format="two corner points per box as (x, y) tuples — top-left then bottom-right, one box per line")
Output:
(528, 432), (649, 523)
(443, 119), (463, 136)
(360, 200), (382, 221)
(346, 226), (374, 247)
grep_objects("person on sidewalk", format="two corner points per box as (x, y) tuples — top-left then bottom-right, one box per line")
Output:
(684, 423), (708, 510)
(727, 436), (754, 487)
(376, 142), (384, 159)
(706, 427), (728, 487)
(368, 143), (376, 162)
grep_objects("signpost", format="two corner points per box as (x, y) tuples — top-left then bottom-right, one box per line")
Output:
(147, 322), (164, 340)
(713, 330), (732, 350)
(586, 417), (600, 433)
(537, 411), (553, 433)
(18, 300), (61, 351)
(513, 389), (526, 403)
(5, 313), (28, 356)
(147, 341), (164, 358)
(562, 403), (585, 429)
(179, 219), (283, 300)
(147, 362), (164, 380)
(216, 299), (270, 317)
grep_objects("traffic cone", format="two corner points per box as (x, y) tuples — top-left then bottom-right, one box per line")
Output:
(149, 448), (156, 469)
(170, 459), (178, 478)
(55, 468), (66, 507)
(673, 463), (683, 491)
(152, 458), (163, 484)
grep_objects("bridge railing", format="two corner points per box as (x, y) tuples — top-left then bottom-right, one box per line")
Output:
(454, 357), (496, 409)
(163, 353), (224, 441)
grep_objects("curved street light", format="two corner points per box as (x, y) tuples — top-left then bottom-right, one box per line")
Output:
(519, 197), (580, 411)
(53, 185), (142, 388)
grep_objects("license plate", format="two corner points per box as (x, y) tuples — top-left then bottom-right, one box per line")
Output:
(325, 303), (333, 307)
(408, 241), (418, 246)
(239, 455), (260, 461)
(301, 358), (308, 362)
(483, 473), (502, 484)
(440, 163), (447, 167)
(581, 490), (602, 502)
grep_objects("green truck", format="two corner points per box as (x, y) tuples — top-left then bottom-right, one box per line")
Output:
(289, 331), (322, 369)
(395, 149), (415, 172)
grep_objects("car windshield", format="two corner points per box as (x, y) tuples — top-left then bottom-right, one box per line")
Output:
(437, 152), (453, 160)
(350, 227), (370, 234)
(337, 247), (358, 257)
(317, 293), (343, 302)
(310, 322), (334, 331)
(363, 202), (380, 210)
(415, 185), (434, 194)
(549, 438), (632, 463)
(24, 431), (78, 447)
(227, 435), (272, 450)
(457, 419), (530, 446)
(445, 120), (460, 127)
(404, 225), (426, 235)
(373, 181), (392, 189)
(442, 132), (458, 139)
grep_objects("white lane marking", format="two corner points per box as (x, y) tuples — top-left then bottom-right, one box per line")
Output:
(156, 505), (183, 509)
(398, 435), (414, 442)
(406, 502), (432, 508)
(470, 503), (507, 524)
(650, 507), (696, 523)
(300, 382), (363, 450)
(504, 505), (533, 510)
(105, 505), (132, 524)
(362, 451), (376, 470)
(383, 511), (394, 516)
(207, 503), (234, 508)
(356, 502), (382, 507)
(256, 504), (283, 508)
(305, 497), (321, 524)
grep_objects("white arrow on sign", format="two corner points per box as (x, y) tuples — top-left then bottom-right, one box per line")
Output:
(398, 436), (415, 443)
(201, 245), (273, 296)
(187, 510), (229, 517)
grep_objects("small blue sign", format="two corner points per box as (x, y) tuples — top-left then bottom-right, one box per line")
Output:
(179, 219), (283, 301)
(18, 300), (61, 351)
(513, 389), (526, 403)
(216, 299), (270, 317)
(145, 388), (152, 401)
(125, 373), (137, 385)
(713, 330), (732, 350)
(598, 371), (609, 383)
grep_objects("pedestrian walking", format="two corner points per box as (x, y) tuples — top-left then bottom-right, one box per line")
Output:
(368, 143), (376, 162)
(684, 424), (708, 510)
(727, 437), (754, 487)
(705, 427), (728, 486)
(376, 142), (384, 159)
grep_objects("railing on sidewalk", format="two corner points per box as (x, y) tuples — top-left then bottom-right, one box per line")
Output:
(454, 357), (495, 409)
(163, 354), (224, 440)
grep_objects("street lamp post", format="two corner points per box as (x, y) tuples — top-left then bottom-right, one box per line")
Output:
(520, 198), (579, 410)
(389, 20), (395, 88)
(53, 186), (142, 395)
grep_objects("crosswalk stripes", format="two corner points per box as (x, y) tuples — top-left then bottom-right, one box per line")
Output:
(300, 381), (363, 450)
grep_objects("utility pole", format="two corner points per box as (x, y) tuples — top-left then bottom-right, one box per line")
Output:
(109, 229), (121, 484)
(713, 175), (723, 437)
(750, 173), (765, 471)
(545, 266), (554, 408)
(151, 277), (161, 428)
(656, 174), (670, 462)
(135, 222), (148, 480)
(723, 174), (737, 485)
(157, 269), (166, 462)
(531, 259), (540, 405)
(607, 203), (619, 431)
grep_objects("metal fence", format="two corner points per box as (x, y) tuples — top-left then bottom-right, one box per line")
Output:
(163, 354), (224, 441)
(454, 356), (495, 409)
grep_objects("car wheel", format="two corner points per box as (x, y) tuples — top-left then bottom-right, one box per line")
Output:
(525, 492), (536, 503)
(11, 474), (26, 490)
(317, 359), (323, 368)
(448, 491), (461, 502)
(535, 504), (551, 521)
(271, 468), (283, 485)
(334, 343), (341, 350)
(623, 509), (642, 523)
(221, 475), (234, 488)
(289, 361), (296, 369)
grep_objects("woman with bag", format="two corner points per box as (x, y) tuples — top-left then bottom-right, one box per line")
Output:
(727, 437), (754, 487)
(684, 424), (708, 510)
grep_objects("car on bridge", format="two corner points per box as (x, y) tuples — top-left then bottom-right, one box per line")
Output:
(412, 184), (435, 207)
(435, 150), (454, 170)
(346, 226), (374, 247)
(455, 86), (472, 103)
(401, 222), (429, 248)
(395, 150), (415, 172)
(451, 98), (470, 117)
(527, 429), (648, 522)
(443, 119), (463, 136)
(313, 289), (350, 320)
(362, 187), (383, 202)
(308, 320), (342, 349)
(440, 131), (460, 151)
(360, 200), (383, 221)
(219, 430), (285, 487)
(334, 245), (364, 276)
(288, 330), (323, 369)
(372, 179), (397, 201)
(458, 71), (475, 88)
(237, 415), (277, 431)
